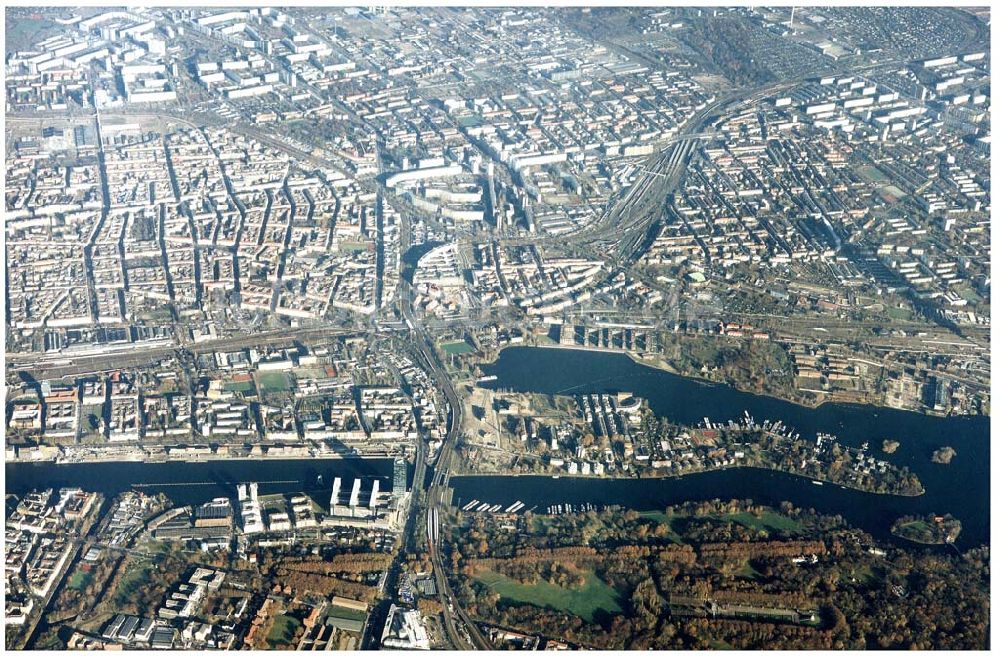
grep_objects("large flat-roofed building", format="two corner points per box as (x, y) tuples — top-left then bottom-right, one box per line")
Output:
(325, 476), (404, 530)
(152, 517), (229, 541)
(237, 482), (265, 534)
(328, 616), (364, 633)
(329, 477), (383, 518)
(193, 498), (233, 528)
(385, 164), (463, 189)
(381, 604), (430, 650)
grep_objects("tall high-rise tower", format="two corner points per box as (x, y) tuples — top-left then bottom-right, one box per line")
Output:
(392, 457), (407, 498)
(330, 477), (342, 511)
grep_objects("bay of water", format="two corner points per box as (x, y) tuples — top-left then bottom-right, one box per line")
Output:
(472, 347), (989, 548)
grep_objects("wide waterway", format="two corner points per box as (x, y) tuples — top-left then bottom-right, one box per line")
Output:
(467, 346), (989, 549)
(5, 458), (397, 508)
(4, 348), (989, 549)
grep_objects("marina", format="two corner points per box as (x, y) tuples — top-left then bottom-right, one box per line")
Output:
(455, 498), (598, 517)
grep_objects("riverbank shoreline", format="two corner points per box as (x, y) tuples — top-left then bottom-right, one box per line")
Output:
(515, 343), (983, 419)
(7, 452), (394, 467)
(458, 345), (988, 549)
(450, 464), (924, 498)
(5, 454), (402, 465)
(449, 470), (986, 551)
(5, 458), (398, 507)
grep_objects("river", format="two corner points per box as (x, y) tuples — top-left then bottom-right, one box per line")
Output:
(5, 347), (988, 549)
(5, 458), (397, 507)
(466, 346), (989, 549)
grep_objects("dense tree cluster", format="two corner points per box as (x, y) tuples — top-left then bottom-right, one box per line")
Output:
(677, 17), (776, 86)
(249, 552), (384, 603)
(891, 514), (962, 545)
(443, 499), (989, 650)
(668, 336), (795, 398)
(279, 553), (393, 574)
(931, 446), (957, 464)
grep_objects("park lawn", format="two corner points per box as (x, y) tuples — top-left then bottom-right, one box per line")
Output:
(7, 18), (56, 49)
(136, 536), (172, 555)
(956, 286), (981, 303)
(638, 510), (670, 524)
(440, 340), (474, 355)
(224, 380), (256, 393)
(339, 241), (371, 253)
(256, 371), (292, 393)
(294, 367), (328, 379)
(68, 569), (93, 592)
(882, 184), (907, 200)
(842, 562), (878, 586)
(267, 613), (302, 648)
(112, 558), (155, 607)
(898, 519), (935, 534)
(735, 560), (764, 580)
(886, 307), (913, 321)
(857, 165), (889, 184)
(894, 519), (940, 543)
(909, 520), (935, 532)
(641, 509), (802, 536)
(81, 404), (105, 434)
(726, 511), (802, 533)
(474, 569), (622, 623)
(139, 307), (175, 322)
(635, 511), (684, 543)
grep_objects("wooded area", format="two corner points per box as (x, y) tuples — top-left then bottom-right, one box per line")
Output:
(443, 499), (988, 649)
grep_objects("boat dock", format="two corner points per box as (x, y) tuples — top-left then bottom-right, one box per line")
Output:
(454, 499), (600, 516)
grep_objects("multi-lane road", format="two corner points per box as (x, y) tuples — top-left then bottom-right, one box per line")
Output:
(394, 198), (491, 648)
(6, 325), (367, 380)
(399, 303), (490, 649)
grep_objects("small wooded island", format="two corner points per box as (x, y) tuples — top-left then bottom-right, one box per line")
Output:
(891, 513), (962, 544)
(931, 446), (957, 464)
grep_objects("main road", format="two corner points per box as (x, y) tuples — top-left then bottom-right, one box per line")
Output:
(404, 297), (491, 649)
(393, 189), (492, 648)
(6, 325), (367, 380)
